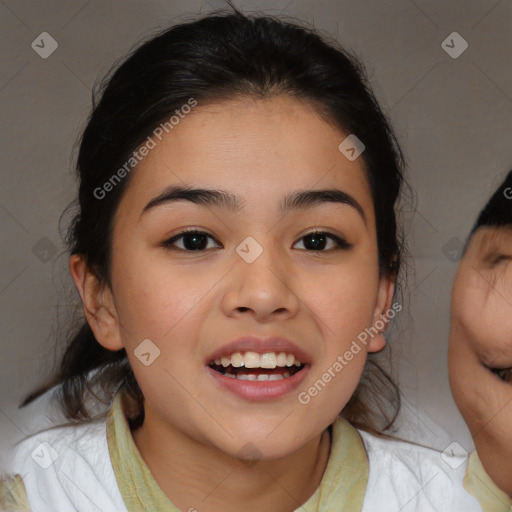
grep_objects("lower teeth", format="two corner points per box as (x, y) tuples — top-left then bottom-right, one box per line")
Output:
(224, 372), (291, 381)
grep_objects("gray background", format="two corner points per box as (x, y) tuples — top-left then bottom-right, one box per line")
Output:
(1, 0), (511, 471)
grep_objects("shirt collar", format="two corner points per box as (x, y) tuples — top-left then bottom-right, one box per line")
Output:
(106, 389), (369, 511)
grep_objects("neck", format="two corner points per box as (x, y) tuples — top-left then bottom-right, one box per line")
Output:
(131, 404), (332, 512)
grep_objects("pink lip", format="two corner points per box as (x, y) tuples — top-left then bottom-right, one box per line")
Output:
(205, 364), (310, 402)
(205, 335), (312, 365)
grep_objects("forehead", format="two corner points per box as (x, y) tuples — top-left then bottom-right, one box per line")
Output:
(117, 95), (374, 220)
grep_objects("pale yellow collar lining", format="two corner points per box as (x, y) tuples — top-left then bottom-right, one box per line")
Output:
(463, 451), (512, 512)
(106, 390), (369, 511)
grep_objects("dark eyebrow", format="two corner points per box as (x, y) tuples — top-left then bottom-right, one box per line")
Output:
(139, 185), (366, 224)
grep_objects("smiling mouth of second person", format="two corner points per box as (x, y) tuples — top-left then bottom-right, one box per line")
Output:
(208, 351), (306, 381)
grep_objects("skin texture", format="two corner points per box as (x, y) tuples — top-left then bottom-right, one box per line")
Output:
(449, 226), (512, 496)
(69, 95), (395, 512)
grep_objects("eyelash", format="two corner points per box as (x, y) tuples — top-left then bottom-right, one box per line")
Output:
(161, 228), (352, 253)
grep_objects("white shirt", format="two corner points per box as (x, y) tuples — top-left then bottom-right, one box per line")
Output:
(5, 410), (503, 511)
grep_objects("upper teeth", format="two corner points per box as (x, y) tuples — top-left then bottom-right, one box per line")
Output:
(214, 352), (302, 369)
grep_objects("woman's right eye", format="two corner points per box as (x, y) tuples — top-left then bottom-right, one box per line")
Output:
(162, 229), (221, 252)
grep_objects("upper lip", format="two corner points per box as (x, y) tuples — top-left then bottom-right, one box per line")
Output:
(206, 336), (312, 365)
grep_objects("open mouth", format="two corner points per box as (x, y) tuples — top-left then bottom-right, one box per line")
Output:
(208, 351), (306, 381)
(209, 363), (305, 381)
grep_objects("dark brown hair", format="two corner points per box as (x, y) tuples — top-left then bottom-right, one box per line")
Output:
(21, 6), (408, 437)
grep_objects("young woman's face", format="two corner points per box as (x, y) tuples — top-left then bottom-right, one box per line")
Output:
(102, 95), (393, 459)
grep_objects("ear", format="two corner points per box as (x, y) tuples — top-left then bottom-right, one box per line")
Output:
(68, 254), (124, 351)
(367, 274), (396, 353)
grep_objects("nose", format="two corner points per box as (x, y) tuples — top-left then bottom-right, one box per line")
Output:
(222, 241), (300, 323)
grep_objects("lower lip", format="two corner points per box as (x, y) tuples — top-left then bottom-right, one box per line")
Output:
(206, 365), (310, 402)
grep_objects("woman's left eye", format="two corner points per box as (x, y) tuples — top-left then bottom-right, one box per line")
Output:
(293, 231), (352, 252)
(161, 229), (351, 252)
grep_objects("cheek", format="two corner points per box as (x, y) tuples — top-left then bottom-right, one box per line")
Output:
(301, 261), (378, 399)
(112, 252), (207, 344)
(115, 265), (212, 421)
(453, 268), (512, 365)
(308, 261), (379, 338)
